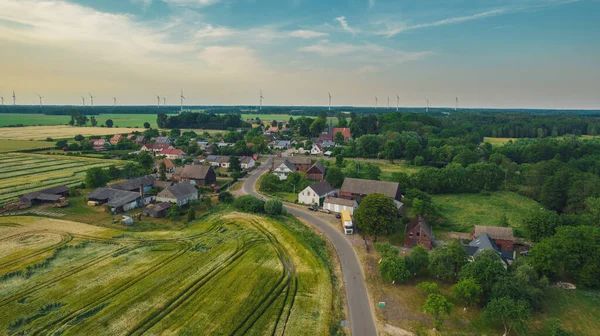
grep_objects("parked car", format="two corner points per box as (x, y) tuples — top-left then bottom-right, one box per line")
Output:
(335, 213), (341, 219)
(320, 209), (331, 214)
(307, 205), (318, 211)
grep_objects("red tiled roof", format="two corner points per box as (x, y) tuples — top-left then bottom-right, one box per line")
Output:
(159, 148), (184, 155)
(333, 128), (351, 139)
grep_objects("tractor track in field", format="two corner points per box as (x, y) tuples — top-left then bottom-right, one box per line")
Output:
(127, 236), (264, 336)
(33, 240), (193, 336)
(0, 231), (73, 271)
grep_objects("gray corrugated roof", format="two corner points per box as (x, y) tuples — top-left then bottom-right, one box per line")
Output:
(158, 183), (197, 200)
(340, 178), (400, 199)
(276, 160), (296, 172)
(309, 181), (335, 196)
(86, 187), (117, 201)
(105, 190), (141, 207)
(180, 165), (213, 180)
(324, 197), (356, 207)
(308, 161), (326, 174)
(109, 175), (155, 191)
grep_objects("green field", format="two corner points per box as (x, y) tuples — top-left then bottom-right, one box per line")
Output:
(0, 153), (124, 206)
(0, 114), (158, 128)
(0, 211), (332, 335)
(0, 140), (54, 153)
(483, 137), (518, 146)
(433, 191), (542, 232)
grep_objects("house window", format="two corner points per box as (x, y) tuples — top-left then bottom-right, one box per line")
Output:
(416, 232), (420, 237)
(409, 233), (413, 237)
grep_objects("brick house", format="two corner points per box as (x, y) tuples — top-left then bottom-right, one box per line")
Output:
(470, 225), (514, 252)
(404, 215), (433, 249)
(306, 161), (327, 181)
(110, 134), (123, 145)
(333, 127), (352, 141)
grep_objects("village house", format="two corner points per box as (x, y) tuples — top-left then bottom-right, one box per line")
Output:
(173, 164), (216, 186)
(133, 136), (147, 145)
(323, 197), (358, 215)
(109, 175), (155, 193)
(158, 148), (185, 160)
(404, 215), (434, 249)
(197, 141), (209, 149)
(110, 134), (124, 145)
(465, 233), (514, 265)
(271, 140), (291, 150)
(205, 155), (230, 168)
(85, 188), (146, 214)
(140, 143), (174, 153)
(333, 127), (352, 141)
(340, 178), (402, 203)
(143, 202), (172, 218)
(298, 181), (335, 205)
(153, 180), (173, 190)
(273, 160), (296, 180)
(155, 137), (171, 144)
(92, 139), (108, 151)
(271, 157), (312, 172)
(156, 182), (198, 206)
(155, 158), (175, 173)
(311, 144), (324, 155)
(240, 156), (256, 170)
(217, 142), (234, 148)
(306, 161), (327, 180)
(470, 225), (515, 252)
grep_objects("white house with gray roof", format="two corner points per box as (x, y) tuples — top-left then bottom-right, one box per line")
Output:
(298, 181), (336, 205)
(156, 182), (198, 206)
(273, 161), (296, 180)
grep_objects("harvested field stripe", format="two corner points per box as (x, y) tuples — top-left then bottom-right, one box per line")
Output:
(0, 232), (73, 271)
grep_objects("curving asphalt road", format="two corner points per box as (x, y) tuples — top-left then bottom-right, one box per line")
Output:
(241, 159), (377, 336)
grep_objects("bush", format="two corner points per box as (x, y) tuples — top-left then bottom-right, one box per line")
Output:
(417, 281), (440, 295)
(233, 195), (265, 213)
(264, 198), (284, 216)
(218, 191), (234, 204)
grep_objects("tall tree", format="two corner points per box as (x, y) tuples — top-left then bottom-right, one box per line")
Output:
(159, 161), (167, 181)
(354, 193), (397, 241)
(105, 119), (114, 128)
(428, 241), (469, 281)
(483, 297), (530, 336)
(85, 167), (109, 188)
(157, 113), (168, 129)
(423, 293), (454, 330)
(229, 156), (242, 172)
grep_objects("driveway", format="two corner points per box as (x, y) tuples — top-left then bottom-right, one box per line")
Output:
(241, 158), (377, 336)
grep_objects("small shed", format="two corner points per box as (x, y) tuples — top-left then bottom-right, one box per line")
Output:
(143, 202), (173, 218)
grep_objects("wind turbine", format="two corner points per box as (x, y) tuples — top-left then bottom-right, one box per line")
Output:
(89, 93), (94, 107)
(396, 94), (400, 112)
(81, 96), (85, 106)
(425, 98), (429, 113)
(113, 97), (117, 107)
(259, 90), (264, 110)
(180, 89), (185, 113)
(37, 94), (43, 107)
(387, 96), (390, 109)
(0, 96), (4, 106)
(375, 96), (378, 109)
(328, 92), (332, 111)
(163, 97), (166, 107)
(156, 95), (160, 108)
(12, 90), (16, 105)
(455, 96), (458, 111)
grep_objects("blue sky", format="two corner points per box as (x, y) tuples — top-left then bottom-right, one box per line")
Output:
(0, 0), (598, 108)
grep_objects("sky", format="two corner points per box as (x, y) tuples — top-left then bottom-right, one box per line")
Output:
(0, 0), (599, 109)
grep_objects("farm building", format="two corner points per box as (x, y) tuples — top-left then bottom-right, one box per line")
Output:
(155, 137), (172, 144)
(271, 157), (312, 172)
(20, 185), (69, 205)
(156, 183), (198, 206)
(273, 160), (296, 180)
(85, 188), (146, 214)
(155, 159), (175, 173)
(310, 144), (324, 155)
(109, 175), (155, 193)
(298, 181), (335, 205)
(110, 134), (124, 145)
(404, 215), (433, 249)
(143, 202), (173, 218)
(470, 225), (514, 252)
(206, 155), (230, 168)
(173, 164), (216, 186)
(133, 136), (147, 144)
(323, 197), (358, 215)
(465, 233), (514, 265)
(92, 139), (108, 151)
(306, 161), (326, 180)
(270, 140), (291, 150)
(158, 148), (185, 160)
(153, 180), (173, 190)
(341, 210), (354, 235)
(340, 178), (402, 203)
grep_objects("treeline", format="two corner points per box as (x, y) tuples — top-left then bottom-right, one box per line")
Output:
(157, 112), (245, 130)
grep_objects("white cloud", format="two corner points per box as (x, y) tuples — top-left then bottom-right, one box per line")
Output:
(299, 43), (366, 56)
(194, 24), (234, 39)
(334, 16), (354, 34)
(162, 0), (219, 7)
(288, 30), (328, 39)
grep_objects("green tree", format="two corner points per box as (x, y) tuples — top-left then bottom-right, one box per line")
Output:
(379, 256), (410, 283)
(483, 297), (530, 336)
(157, 113), (168, 129)
(335, 155), (344, 167)
(405, 245), (429, 275)
(413, 156), (425, 166)
(233, 195), (265, 213)
(85, 167), (109, 188)
(423, 293), (454, 329)
(542, 318), (573, 336)
(363, 163), (381, 180)
(374, 242), (399, 259)
(186, 207), (196, 223)
(90, 116), (98, 127)
(55, 139), (68, 149)
(428, 241), (469, 281)
(143, 122), (151, 129)
(159, 161), (167, 181)
(354, 193), (397, 241)
(166, 204), (181, 220)
(218, 191), (234, 204)
(107, 165), (121, 179)
(452, 278), (483, 306)
(229, 156), (242, 172)
(335, 132), (345, 145)
(325, 167), (345, 188)
(264, 198), (284, 216)
(135, 151), (154, 173)
(522, 208), (563, 242)
(105, 119), (114, 128)
(384, 140), (400, 162)
(458, 249), (506, 294)
(416, 281), (439, 295)
(260, 174), (282, 192)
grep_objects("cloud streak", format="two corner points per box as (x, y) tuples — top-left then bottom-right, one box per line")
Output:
(334, 16), (354, 34)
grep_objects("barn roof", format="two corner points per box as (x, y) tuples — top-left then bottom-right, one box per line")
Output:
(109, 175), (155, 191)
(308, 181), (335, 196)
(473, 225), (514, 241)
(179, 164), (213, 180)
(158, 183), (197, 200)
(340, 178), (400, 199)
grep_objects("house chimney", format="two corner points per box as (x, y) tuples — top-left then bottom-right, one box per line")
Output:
(140, 185), (144, 200)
